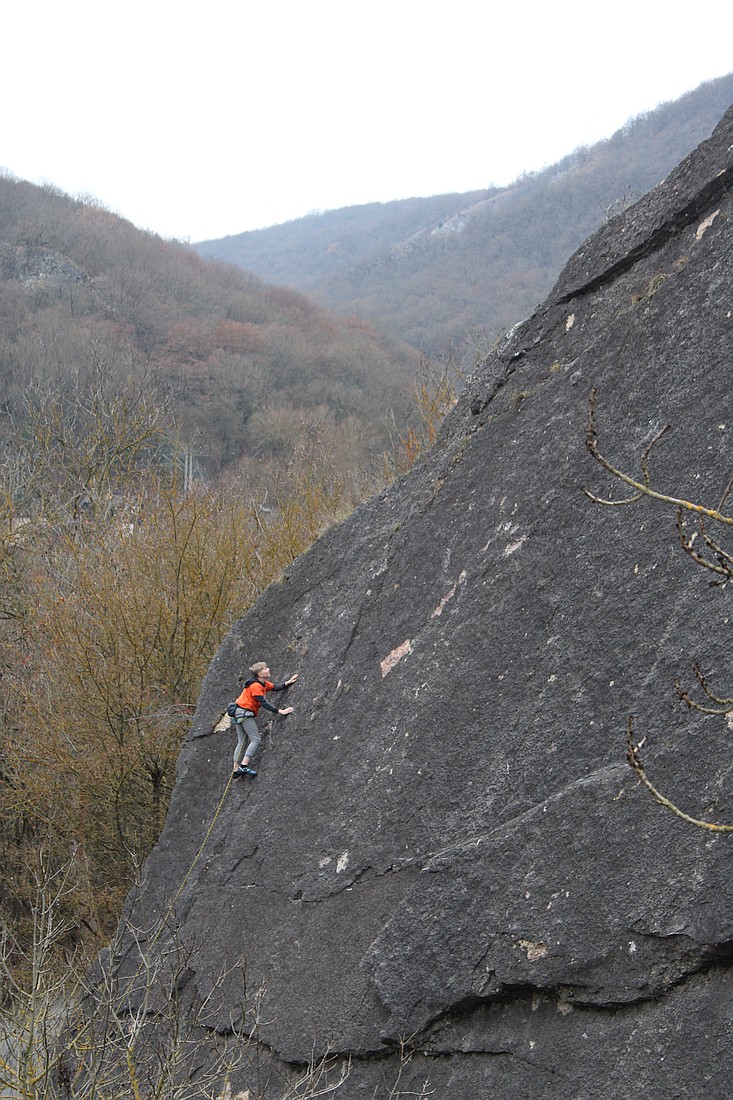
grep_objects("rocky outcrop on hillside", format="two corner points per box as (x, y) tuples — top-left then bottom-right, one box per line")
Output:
(106, 107), (733, 1097)
(0, 242), (88, 286)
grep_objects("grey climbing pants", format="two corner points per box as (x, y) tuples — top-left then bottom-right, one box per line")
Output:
(233, 709), (261, 768)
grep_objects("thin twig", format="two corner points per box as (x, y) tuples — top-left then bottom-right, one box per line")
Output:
(625, 717), (733, 833)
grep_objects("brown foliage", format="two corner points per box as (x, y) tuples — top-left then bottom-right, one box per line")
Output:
(383, 355), (461, 480)
(0, 419), (369, 954)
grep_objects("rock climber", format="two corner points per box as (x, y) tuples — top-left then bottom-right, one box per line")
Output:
(232, 661), (298, 777)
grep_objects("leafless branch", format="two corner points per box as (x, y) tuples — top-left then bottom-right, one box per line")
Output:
(625, 717), (733, 833)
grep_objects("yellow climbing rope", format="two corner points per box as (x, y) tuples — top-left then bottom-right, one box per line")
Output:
(147, 768), (236, 952)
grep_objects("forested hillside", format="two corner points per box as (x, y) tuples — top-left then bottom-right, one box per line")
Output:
(197, 73), (733, 354)
(0, 174), (419, 479)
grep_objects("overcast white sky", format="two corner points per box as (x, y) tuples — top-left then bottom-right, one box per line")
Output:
(2, 1), (732, 243)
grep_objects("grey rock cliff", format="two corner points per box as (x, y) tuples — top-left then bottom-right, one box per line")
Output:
(112, 106), (733, 1098)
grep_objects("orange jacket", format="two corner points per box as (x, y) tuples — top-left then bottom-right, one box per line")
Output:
(236, 678), (276, 716)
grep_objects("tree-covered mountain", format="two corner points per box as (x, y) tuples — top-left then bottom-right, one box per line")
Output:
(196, 73), (733, 356)
(0, 175), (419, 480)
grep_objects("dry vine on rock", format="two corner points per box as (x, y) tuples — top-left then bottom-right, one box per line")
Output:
(584, 387), (733, 832)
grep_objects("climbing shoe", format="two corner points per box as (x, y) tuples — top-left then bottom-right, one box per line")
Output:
(237, 765), (257, 777)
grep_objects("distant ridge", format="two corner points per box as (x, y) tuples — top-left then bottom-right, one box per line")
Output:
(197, 73), (733, 355)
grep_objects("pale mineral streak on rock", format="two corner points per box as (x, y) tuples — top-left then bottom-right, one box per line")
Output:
(380, 638), (412, 676)
(431, 570), (467, 618)
(695, 208), (719, 238)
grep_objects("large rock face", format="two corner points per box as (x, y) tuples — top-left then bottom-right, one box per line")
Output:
(117, 108), (733, 1097)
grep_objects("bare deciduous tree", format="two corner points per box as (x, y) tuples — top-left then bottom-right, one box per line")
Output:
(0, 847), (432, 1099)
